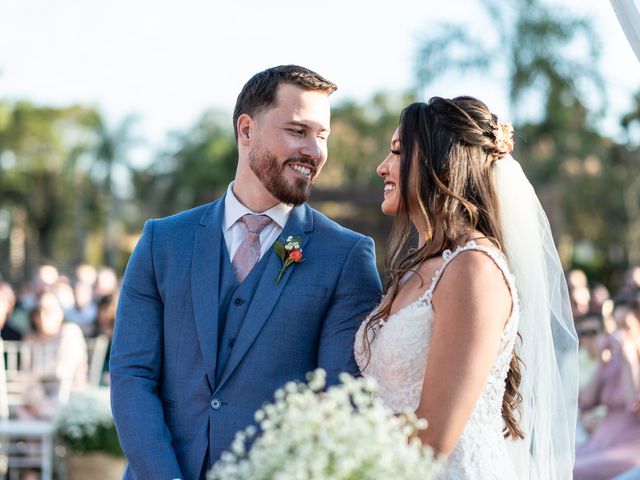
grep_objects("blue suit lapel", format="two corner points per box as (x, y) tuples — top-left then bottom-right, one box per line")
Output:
(215, 204), (313, 393)
(192, 196), (225, 390)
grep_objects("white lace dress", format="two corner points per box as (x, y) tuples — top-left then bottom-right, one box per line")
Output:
(355, 241), (520, 479)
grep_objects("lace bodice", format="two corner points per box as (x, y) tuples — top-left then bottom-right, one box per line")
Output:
(354, 241), (520, 479)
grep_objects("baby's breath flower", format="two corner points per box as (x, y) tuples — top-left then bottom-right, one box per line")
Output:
(284, 381), (297, 394)
(53, 387), (121, 456)
(208, 370), (442, 480)
(274, 388), (285, 401)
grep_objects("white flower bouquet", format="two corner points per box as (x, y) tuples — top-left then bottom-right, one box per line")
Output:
(53, 387), (123, 457)
(209, 370), (442, 480)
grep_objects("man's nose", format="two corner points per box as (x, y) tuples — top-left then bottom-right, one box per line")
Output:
(300, 137), (324, 162)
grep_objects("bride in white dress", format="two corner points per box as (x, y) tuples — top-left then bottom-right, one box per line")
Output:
(355, 96), (579, 479)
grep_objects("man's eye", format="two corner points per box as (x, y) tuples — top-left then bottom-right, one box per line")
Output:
(288, 129), (304, 136)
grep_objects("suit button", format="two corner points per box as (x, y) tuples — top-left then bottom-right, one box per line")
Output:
(234, 298), (244, 306)
(210, 398), (221, 410)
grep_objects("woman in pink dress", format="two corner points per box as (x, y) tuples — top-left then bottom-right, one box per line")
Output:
(574, 297), (640, 479)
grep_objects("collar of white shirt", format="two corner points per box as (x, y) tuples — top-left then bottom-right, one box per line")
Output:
(223, 182), (293, 232)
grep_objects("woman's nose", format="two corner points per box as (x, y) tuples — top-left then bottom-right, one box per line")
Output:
(376, 156), (389, 177)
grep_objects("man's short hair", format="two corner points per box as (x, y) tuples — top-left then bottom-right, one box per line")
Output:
(233, 65), (337, 140)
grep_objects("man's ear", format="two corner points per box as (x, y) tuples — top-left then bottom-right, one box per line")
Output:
(237, 114), (253, 147)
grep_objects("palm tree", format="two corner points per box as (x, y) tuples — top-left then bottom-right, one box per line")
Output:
(93, 115), (140, 268)
(415, 0), (603, 121)
(620, 91), (640, 264)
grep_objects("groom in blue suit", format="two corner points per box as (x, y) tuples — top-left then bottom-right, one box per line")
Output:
(110, 65), (382, 479)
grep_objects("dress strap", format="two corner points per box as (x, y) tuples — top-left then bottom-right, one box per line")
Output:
(417, 240), (519, 308)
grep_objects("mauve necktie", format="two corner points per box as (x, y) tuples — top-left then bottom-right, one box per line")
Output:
(231, 214), (272, 283)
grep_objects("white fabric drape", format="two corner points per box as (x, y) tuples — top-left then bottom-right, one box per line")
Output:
(493, 156), (579, 479)
(610, 0), (640, 62)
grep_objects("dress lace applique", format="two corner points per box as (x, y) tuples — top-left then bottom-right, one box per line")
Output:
(354, 241), (520, 479)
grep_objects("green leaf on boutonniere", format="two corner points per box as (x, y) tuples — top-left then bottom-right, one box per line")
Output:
(274, 241), (286, 262)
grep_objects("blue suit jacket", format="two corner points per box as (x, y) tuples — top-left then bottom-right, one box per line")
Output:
(110, 197), (382, 479)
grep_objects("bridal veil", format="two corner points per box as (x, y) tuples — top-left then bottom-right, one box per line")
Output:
(493, 155), (579, 479)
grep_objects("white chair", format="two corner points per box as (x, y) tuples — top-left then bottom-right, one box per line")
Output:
(0, 338), (57, 480)
(86, 334), (110, 387)
(2, 340), (70, 409)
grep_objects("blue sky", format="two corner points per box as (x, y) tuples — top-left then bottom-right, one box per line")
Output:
(1, 0), (638, 161)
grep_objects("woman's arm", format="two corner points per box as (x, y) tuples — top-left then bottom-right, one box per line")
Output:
(416, 250), (512, 455)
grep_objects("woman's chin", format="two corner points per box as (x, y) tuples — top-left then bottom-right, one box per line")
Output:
(380, 204), (398, 216)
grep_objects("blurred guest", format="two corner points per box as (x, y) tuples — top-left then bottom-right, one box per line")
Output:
(574, 297), (640, 479)
(33, 264), (59, 292)
(576, 312), (606, 385)
(6, 283), (38, 336)
(616, 266), (640, 306)
(18, 292), (88, 419)
(0, 282), (22, 340)
(96, 293), (117, 339)
(53, 276), (75, 311)
(94, 266), (119, 301)
(75, 263), (97, 287)
(568, 268), (589, 290)
(612, 390), (640, 480)
(571, 285), (591, 317)
(66, 281), (97, 337)
(9, 264), (61, 335)
(568, 269), (591, 317)
(589, 282), (611, 315)
(17, 284), (38, 312)
(575, 312), (607, 445)
(624, 266), (640, 290)
(96, 293), (118, 385)
(602, 298), (618, 334)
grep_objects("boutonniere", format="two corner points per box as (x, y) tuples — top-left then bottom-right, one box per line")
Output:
(274, 235), (304, 285)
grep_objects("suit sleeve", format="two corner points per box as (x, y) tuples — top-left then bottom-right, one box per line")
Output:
(110, 219), (183, 479)
(317, 235), (382, 385)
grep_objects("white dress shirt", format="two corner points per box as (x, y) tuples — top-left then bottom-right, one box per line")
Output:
(222, 182), (293, 261)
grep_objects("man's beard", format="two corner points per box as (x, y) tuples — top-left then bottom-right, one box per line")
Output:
(249, 145), (316, 206)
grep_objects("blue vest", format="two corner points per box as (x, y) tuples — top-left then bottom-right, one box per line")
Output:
(216, 239), (271, 382)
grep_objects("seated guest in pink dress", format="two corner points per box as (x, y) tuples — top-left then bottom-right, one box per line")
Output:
(574, 297), (640, 480)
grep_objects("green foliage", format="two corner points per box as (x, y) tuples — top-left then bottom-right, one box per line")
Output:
(61, 423), (123, 457)
(515, 101), (628, 280)
(92, 115), (141, 268)
(0, 101), (105, 271)
(137, 110), (237, 217)
(413, 0), (638, 284)
(54, 388), (124, 457)
(318, 92), (411, 188)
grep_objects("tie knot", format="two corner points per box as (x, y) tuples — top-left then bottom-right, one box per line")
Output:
(240, 214), (272, 234)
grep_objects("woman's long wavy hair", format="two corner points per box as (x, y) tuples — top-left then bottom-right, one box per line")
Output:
(363, 96), (524, 439)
